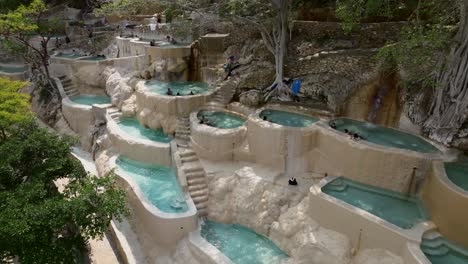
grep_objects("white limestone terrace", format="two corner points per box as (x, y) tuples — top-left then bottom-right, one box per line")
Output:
(135, 80), (220, 134)
(189, 107), (248, 161)
(105, 107), (173, 166)
(107, 155), (198, 247)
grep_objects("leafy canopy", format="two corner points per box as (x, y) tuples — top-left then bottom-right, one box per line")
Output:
(0, 78), (30, 137)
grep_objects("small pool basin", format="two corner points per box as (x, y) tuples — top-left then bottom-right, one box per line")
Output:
(116, 156), (188, 213)
(330, 118), (440, 153)
(322, 177), (429, 229)
(197, 110), (246, 129)
(259, 109), (318, 127)
(145, 81), (213, 96)
(0, 65), (28, 73)
(117, 117), (171, 143)
(55, 53), (83, 59)
(201, 220), (288, 264)
(69, 94), (111, 105)
(421, 235), (468, 264)
(78, 55), (107, 61)
(445, 162), (468, 192)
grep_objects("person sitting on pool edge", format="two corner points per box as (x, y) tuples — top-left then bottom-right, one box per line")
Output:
(166, 88), (173, 96)
(289, 177), (298, 186)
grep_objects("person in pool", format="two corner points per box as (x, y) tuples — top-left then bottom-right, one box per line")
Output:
(289, 177), (298, 186)
(330, 122), (337, 129)
(189, 90), (194, 95)
(263, 116), (268, 121)
(176, 92), (181, 96)
(166, 88), (173, 96)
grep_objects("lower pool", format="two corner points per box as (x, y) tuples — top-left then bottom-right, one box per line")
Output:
(330, 118), (440, 153)
(145, 80), (212, 96)
(201, 221), (288, 264)
(116, 156), (188, 213)
(117, 118), (171, 143)
(79, 55), (107, 61)
(445, 162), (468, 192)
(0, 65), (27, 73)
(197, 110), (246, 129)
(421, 235), (468, 264)
(54, 53), (83, 59)
(69, 94), (111, 105)
(259, 109), (318, 127)
(322, 177), (428, 229)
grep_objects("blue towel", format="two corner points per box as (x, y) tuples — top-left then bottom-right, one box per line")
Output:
(291, 80), (302, 95)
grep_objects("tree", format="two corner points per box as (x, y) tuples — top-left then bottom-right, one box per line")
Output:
(0, 78), (30, 141)
(0, 122), (128, 263)
(94, 0), (165, 17)
(0, 0), (64, 80)
(424, 0), (468, 144)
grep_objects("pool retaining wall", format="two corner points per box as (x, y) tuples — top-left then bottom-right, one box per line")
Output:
(190, 108), (247, 161)
(420, 161), (468, 248)
(106, 110), (172, 166)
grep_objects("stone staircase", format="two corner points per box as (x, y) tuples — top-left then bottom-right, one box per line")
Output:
(58, 75), (80, 97)
(206, 78), (238, 108)
(107, 107), (123, 120)
(174, 116), (209, 217)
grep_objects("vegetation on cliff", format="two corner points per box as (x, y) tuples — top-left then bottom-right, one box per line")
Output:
(0, 78), (128, 263)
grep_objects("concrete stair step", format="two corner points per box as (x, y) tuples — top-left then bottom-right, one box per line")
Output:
(181, 156), (198, 163)
(196, 201), (208, 209)
(186, 171), (205, 179)
(187, 177), (206, 185)
(183, 166), (203, 173)
(179, 151), (196, 158)
(188, 183), (207, 192)
(192, 195), (208, 203)
(189, 189), (208, 198)
(68, 91), (80, 97)
(197, 208), (208, 216)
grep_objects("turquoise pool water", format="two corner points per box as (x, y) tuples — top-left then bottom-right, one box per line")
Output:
(145, 81), (212, 96)
(0, 65), (27, 73)
(445, 162), (468, 192)
(322, 177), (429, 229)
(197, 110), (246, 129)
(116, 156), (188, 213)
(330, 118), (440, 153)
(421, 235), (468, 264)
(201, 221), (288, 264)
(79, 56), (107, 61)
(259, 109), (318, 127)
(55, 53), (83, 59)
(69, 95), (111, 105)
(117, 118), (171, 143)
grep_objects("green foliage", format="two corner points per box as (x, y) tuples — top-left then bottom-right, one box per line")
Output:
(0, 0), (32, 13)
(0, 78), (30, 138)
(0, 122), (128, 263)
(94, 0), (164, 17)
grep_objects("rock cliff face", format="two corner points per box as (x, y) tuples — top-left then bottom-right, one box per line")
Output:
(206, 167), (352, 263)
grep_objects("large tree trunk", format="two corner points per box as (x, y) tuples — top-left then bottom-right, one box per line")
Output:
(424, 0), (468, 144)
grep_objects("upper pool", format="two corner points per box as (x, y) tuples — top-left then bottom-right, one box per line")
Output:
(0, 65), (28, 73)
(69, 94), (111, 105)
(201, 220), (288, 264)
(145, 81), (213, 96)
(421, 235), (468, 264)
(79, 56), (107, 61)
(322, 177), (429, 229)
(116, 156), (188, 213)
(55, 53), (83, 59)
(259, 109), (319, 127)
(117, 117), (171, 143)
(330, 118), (440, 153)
(445, 162), (468, 192)
(197, 110), (246, 129)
